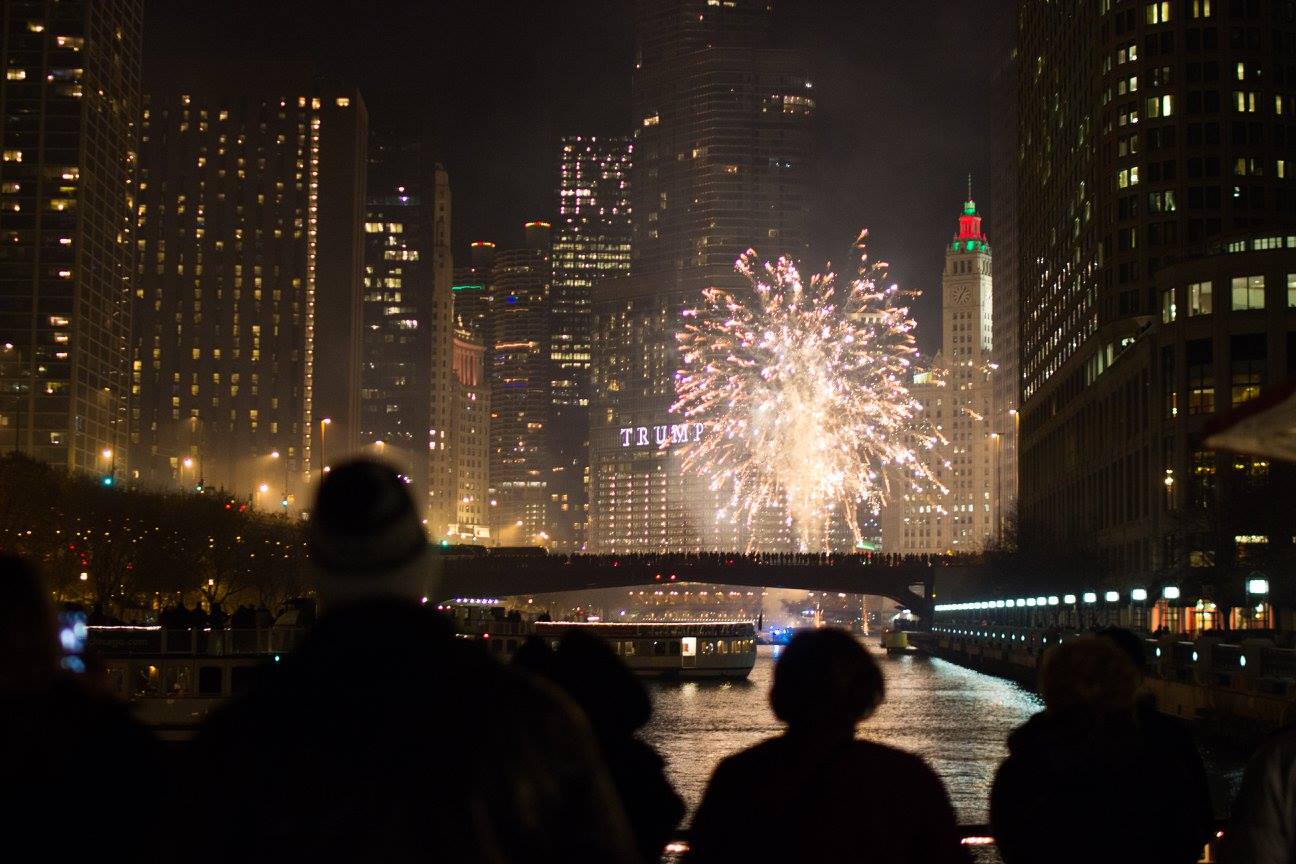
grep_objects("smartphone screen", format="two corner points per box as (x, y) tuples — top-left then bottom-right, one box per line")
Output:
(58, 610), (88, 673)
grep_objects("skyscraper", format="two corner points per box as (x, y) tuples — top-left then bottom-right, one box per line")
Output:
(883, 194), (997, 554)
(452, 239), (495, 341)
(0, 0), (142, 478)
(990, 32), (1020, 542)
(553, 135), (632, 548)
(489, 223), (553, 546)
(1016, 0), (1296, 607)
(449, 323), (489, 543)
(131, 87), (366, 506)
(589, 0), (814, 552)
(360, 142), (433, 490)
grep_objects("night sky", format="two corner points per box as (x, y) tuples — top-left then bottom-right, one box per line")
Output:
(144, 1), (1008, 356)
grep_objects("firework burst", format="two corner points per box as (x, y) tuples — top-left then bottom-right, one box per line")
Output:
(672, 231), (945, 550)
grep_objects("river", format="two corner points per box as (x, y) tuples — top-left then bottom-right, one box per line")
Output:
(641, 644), (1246, 832)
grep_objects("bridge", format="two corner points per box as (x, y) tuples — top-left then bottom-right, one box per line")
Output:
(436, 553), (967, 618)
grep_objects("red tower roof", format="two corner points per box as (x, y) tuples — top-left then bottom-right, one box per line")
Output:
(951, 178), (989, 253)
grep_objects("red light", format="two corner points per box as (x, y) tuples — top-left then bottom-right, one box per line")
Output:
(482, 633), (490, 640)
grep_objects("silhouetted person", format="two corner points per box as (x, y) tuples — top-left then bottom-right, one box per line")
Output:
(229, 604), (254, 629)
(1097, 626), (1213, 831)
(521, 630), (684, 863)
(688, 628), (968, 864)
(188, 459), (636, 864)
(1221, 727), (1296, 864)
(991, 636), (1210, 864)
(0, 556), (165, 858)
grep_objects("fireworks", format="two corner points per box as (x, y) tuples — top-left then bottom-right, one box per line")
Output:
(672, 231), (945, 550)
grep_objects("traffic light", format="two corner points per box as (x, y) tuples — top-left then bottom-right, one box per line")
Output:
(195, 480), (205, 493)
(100, 475), (114, 487)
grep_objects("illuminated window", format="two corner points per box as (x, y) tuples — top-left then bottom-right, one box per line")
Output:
(1190, 0), (1212, 17)
(335, 96), (350, 108)
(1234, 91), (1258, 113)
(1146, 94), (1173, 117)
(1161, 288), (1177, 323)
(1231, 275), (1265, 310)
(1187, 281), (1212, 315)
(6, 69), (25, 81)
(1187, 340), (1214, 415)
(2, 150), (22, 163)
(1145, 1), (1170, 23)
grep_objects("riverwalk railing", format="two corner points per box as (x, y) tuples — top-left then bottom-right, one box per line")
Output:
(661, 825), (1226, 862)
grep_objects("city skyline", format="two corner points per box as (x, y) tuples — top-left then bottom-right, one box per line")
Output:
(139, 0), (1003, 361)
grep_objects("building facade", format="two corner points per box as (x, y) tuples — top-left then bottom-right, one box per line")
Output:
(1015, 0), (1296, 616)
(0, 0), (142, 478)
(488, 225), (554, 546)
(990, 27), (1021, 541)
(449, 324), (489, 543)
(359, 142), (438, 497)
(588, 0), (814, 552)
(883, 196), (998, 555)
(553, 135), (632, 549)
(130, 88), (366, 507)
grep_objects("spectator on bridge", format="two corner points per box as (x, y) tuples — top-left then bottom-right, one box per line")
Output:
(0, 556), (167, 860)
(187, 459), (637, 864)
(991, 636), (1211, 864)
(1221, 728), (1296, 864)
(687, 628), (968, 864)
(519, 629), (684, 863)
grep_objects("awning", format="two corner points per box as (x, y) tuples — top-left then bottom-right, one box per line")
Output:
(1204, 377), (1296, 462)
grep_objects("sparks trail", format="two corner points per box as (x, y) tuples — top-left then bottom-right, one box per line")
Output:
(672, 231), (946, 550)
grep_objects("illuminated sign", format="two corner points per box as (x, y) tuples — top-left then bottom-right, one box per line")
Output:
(618, 422), (705, 448)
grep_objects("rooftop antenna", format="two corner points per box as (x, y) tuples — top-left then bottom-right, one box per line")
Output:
(967, 173), (972, 201)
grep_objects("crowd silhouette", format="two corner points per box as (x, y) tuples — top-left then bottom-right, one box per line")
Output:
(2, 457), (1293, 862)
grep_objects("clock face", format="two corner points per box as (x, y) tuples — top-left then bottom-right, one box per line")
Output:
(952, 286), (970, 305)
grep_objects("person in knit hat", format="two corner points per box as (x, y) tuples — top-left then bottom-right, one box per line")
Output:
(306, 459), (430, 609)
(186, 459), (638, 864)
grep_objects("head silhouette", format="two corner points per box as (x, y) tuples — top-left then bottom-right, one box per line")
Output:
(1040, 636), (1140, 717)
(771, 628), (884, 732)
(547, 629), (652, 738)
(0, 556), (60, 693)
(307, 459), (429, 608)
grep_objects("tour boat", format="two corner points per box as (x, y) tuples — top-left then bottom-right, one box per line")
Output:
(87, 625), (304, 741)
(452, 613), (758, 679)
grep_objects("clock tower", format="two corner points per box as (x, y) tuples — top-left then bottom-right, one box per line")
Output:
(941, 183), (992, 366)
(883, 185), (1000, 556)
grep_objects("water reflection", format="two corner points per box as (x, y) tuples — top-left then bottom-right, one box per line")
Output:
(642, 644), (1042, 824)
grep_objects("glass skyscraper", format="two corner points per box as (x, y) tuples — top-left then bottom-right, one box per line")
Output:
(0, 0), (142, 478)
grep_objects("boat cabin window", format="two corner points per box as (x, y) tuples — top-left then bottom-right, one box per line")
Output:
(702, 641), (716, 655)
(133, 663), (162, 696)
(652, 640), (666, 657)
(669, 640), (680, 656)
(165, 664), (192, 695)
(198, 665), (223, 696)
(716, 640), (728, 654)
(623, 641), (636, 657)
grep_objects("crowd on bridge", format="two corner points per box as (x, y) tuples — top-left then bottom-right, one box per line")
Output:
(496, 550), (964, 568)
(4, 458), (1296, 863)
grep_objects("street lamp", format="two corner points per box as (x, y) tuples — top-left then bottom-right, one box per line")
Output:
(320, 418), (332, 475)
(269, 450), (288, 512)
